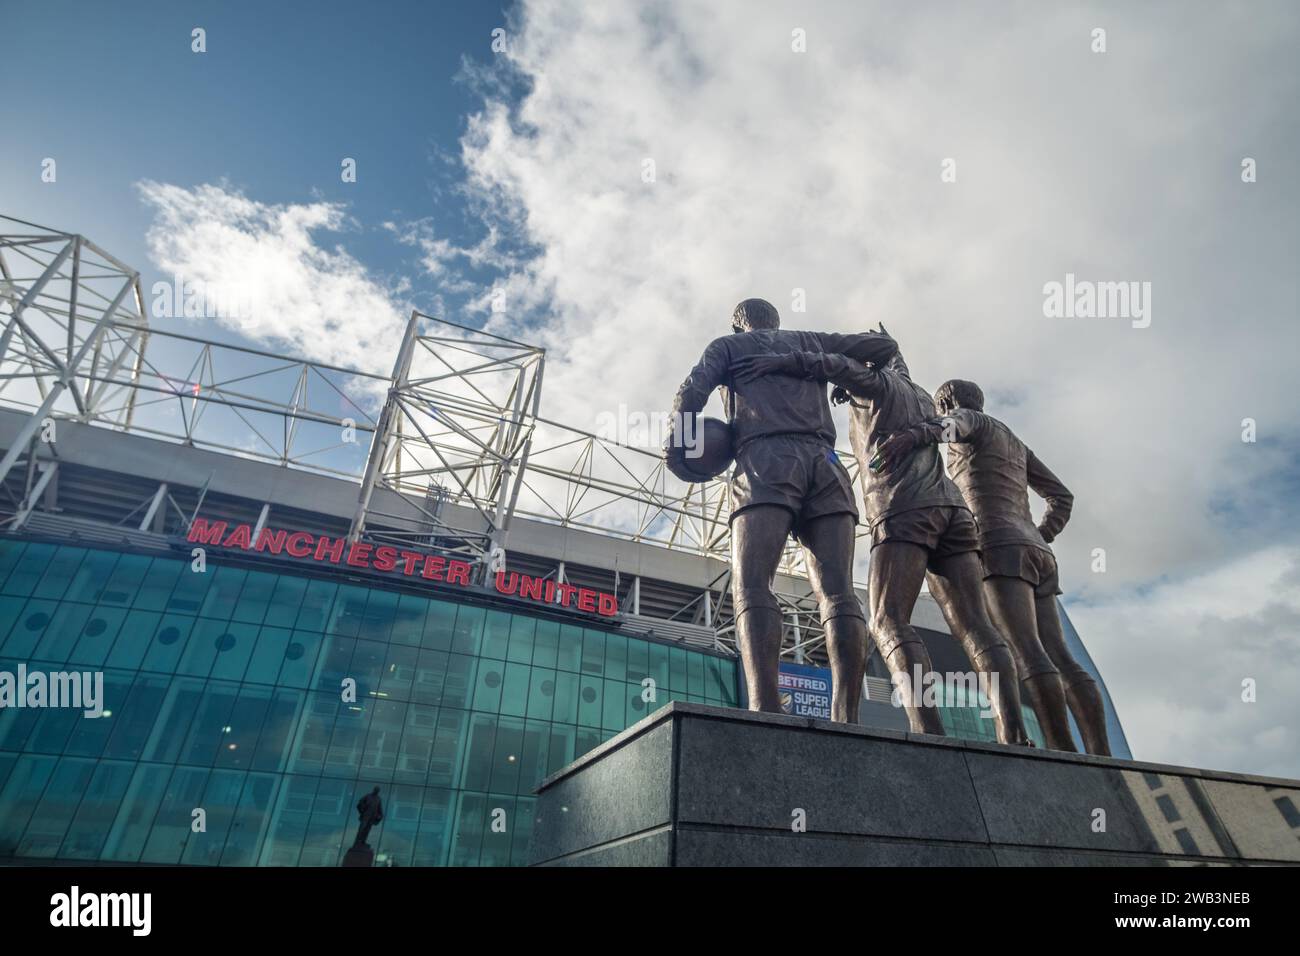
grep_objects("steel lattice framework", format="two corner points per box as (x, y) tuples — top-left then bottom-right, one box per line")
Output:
(0, 215), (867, 661)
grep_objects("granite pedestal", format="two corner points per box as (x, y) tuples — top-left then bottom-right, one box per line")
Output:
(532, 702), (1300, 866)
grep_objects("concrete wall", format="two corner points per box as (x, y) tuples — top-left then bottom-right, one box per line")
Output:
(533, 703), (1300, 866)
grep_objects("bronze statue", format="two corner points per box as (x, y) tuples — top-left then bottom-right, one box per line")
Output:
(353, 786), (384, 847)
(731, 340), (1031, 746)
(876, 379), (1112, 755)
(666, 299), (899, 722)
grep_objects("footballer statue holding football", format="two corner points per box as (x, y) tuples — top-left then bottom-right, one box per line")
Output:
(664, 298), (899, 723)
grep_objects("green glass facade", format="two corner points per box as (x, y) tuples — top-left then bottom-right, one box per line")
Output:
(0, 538), (739, 866)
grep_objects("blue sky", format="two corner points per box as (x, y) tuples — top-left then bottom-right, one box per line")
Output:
(2, 0), (1299, 777)
(1, 0), (510, 343)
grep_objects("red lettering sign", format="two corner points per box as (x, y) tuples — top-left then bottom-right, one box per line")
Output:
(186, 517), (618, 617)
(492, 570), (618, 617)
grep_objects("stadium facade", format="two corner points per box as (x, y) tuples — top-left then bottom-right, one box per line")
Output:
(0, 216), (1129, 866)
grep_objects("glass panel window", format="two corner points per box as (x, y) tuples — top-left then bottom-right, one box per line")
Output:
(440, 654), (477, 710)
(451, 605), (485, 656)
(100, 553), (152, 606)
(688, 653), (706, 698)
(15, 756), (95, 857)
(391, 594), (427, 646)
(215, 684), (273, 769)
(505, 614), (535, 664)
(649, 643), (671, 691)
(380, 643), (418, 701)
(31, 602), (94, 664)
(244, 626), (292, 685)
(604, 632), (628, 681)
(412, 648), (448, 706)
(100, 763), (172, 862)
(488, 718), (524, 793)
(181, 769), (247, 865)
(602, 678), (626, 731)
(77, 603), (135, 667)
(532, 619), (559, 669)
(197, 566), (247, 619)
(422, 601), (456, 651)
(427, 708), (466, 789)
(580, 629), (606, 677)
(499, 662), (531, 718)
(327, 585), (369, 637)
(0, 754), (57, 855)
(360, 589), (397, 643)
(60, 548), (120, 604)
(481, 610), (512, 660)
(411, 787), (453, 866)
(139, 615), (195, 674)
(294, 580), (338, 631)
(577, 675), (603, 728)
(323, 697), (374, 778)
(3, 599), (61, 659)
(0, 539), (27, 591)
(278, 630), (324, 688)
(166, 564), (214, 614)
(263, 574), (308, 628)
(139, 765), (211, 864)
(526, 667), (556, 722)
(395, 702), (439, 785)
(104, 609), (162, 671)
(360, 698), (406, 780)
(670, 647), (689, 692)
(134, 558), (184, 611)
(32, 547), (89, 601)
(551, 670), (579, 725)
(1, 542), (57, 596)
(220, 772), (281, 866)
(58, 760), (134, 860)
(252, 688), (305, 772)
(232, 571), (277, 625)
(257, 773), (318, 866)
(472, 660), (505, 713)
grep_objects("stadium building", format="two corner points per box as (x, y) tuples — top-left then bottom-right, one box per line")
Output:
(0, 217), (1130, 866)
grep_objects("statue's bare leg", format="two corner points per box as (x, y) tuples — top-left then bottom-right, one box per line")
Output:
(1035, 594), (1112, 755)
(868, 541), (945, 735)
(799, 513), (867, 723)
(731, 505), (794, 713)
(983, 577), (1077, 751)
(927, 552), (1031, 745)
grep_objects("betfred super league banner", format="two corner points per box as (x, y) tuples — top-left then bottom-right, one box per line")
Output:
(778, 662), (832, 720)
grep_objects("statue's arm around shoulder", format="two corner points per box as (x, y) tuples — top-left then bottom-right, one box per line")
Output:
(808, 328), (899, 366)
(788, 351), (881, 398)
(910, 407), (989, 447)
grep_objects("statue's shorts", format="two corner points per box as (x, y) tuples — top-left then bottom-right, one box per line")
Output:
(981, 543), (1063, 597)
(868, 505), (980, 571)
(729, 434), (858, 540)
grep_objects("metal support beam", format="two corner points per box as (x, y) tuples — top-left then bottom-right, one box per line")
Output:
(11, 461), (58, 529)
(139, 482), (168, 532)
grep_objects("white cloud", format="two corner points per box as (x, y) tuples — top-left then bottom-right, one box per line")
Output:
(452, 0), (1300, 773)
(136, 181), (407, 372)
(1073, 546), (1300, 778)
